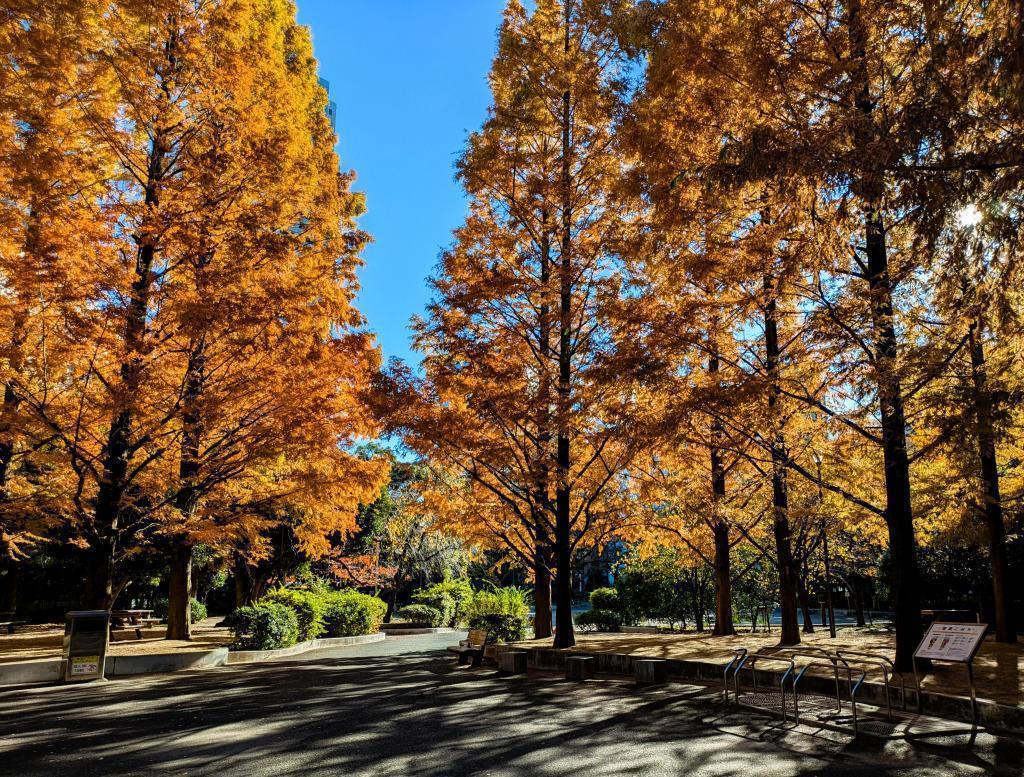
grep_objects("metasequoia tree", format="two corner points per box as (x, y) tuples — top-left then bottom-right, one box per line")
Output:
(0, 1), (114, 587)
(618, 0), (998, 669)
(392, 0), (644, 647)
(0, 0), (386, 622)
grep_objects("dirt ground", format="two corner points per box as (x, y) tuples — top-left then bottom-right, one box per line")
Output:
(517, 627), (1024, 707)
(0, 617), (232, 663)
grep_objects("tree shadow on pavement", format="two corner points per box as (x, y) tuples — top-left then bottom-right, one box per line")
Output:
(0, 649), (1020, 777)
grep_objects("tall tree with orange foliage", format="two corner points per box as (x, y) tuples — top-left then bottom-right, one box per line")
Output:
(391, 0), (644, 647)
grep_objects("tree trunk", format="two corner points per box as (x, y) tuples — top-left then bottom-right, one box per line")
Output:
(552, 2), (575, 651)
(0, 555), (17, 613)
(533, 550), (553, 639)
(847, 0), (923, 672)
(167, 338), (205, 641)
(383, 587), (398, 623)
(968, 321), (1015, 643)
(797, 572), (815, 633)
(852, 576), (867, 626)
(764, 278), (800, 646)
(91, 119), (170, 610)
(166, 542), (193, 640)
(233, 556), (257, 608)
(711, 519), (735, 636)
(709, 352), (735, 637)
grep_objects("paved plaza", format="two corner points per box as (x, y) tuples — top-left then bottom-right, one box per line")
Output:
(1, 633), (1021, 776)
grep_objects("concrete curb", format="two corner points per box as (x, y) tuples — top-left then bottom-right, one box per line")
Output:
(225, 632), (385, 664)
(0, 658), (61, 685)
(0, 632), (386, 685)
(107, 648), (229, 676)
(0, 648), (230, 687)
(519, 646), (1024, 735)
(380, 627), (456, 636)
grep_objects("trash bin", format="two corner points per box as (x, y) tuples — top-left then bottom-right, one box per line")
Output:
(61, 610), (110, 682)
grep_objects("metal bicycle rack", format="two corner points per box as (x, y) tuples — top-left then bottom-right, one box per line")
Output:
(728, 650), (799, 723)
(723, 646), (913, 738)
(836, 650), (907, 719)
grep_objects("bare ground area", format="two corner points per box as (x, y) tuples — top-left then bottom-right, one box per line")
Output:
(0, 617), (232, 663)
(516, 628), (1024, 706)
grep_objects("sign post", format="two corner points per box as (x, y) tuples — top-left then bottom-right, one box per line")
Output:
(61, 610), (111, 683)
(912, 621), (987, 724)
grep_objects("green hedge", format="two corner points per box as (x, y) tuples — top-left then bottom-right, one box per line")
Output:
(230, 602), (299, 650)
(411, 578), (474, 626)
(264, 588), (327, 642)
(589, 587), (619, 612)
(465, 586), (530, 642)
(190, 598), (208, 624)
(575, 608), (621, 632)
(398, 603), (445, 627)
(322, 590), (387, 637)
(153, 597), (208, 624)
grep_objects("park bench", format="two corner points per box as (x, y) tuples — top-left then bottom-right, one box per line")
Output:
(109, 609), (158, 640)
(447, 628), (492, 667)
(0, 619), (26, 634)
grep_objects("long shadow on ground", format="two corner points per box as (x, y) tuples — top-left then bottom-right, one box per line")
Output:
(0, 648), (1020, 777)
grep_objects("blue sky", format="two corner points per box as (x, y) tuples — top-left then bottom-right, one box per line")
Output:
(295, 0), (507, 367)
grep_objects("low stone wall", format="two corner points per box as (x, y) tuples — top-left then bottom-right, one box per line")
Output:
(225, 632), (385, 664)
(107, 648), (229, 676)
(520, 646), (1024, 735)
(0, 648), (230, 687)
(0, 632), (386, 685)
(380, 627), (457, 636)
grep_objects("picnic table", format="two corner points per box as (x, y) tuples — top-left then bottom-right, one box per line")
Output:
(0, 618), (26, 635)
(109, 609), (160, 640)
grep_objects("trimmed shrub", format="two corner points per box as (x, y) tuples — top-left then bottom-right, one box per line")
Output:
(468, 613), (527, 642)
(411, 591), (454, 627)
(322, 590), (387, 637)
(264, 588), (327, 642)
(153, 597), (209, 624)
(398, 603), (444, 627)
(412, 578), (474, 626)
(230, 602), (299, 650)
(576, 608), (621, 632)
(190, 598), (208, 624)
(589, 587), (619, 612)
(465, 586), (530, 642)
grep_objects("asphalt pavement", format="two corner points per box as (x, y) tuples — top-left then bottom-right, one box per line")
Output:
(0, 632), (1020, 776)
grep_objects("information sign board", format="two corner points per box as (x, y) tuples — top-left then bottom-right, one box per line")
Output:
(914, 621), (987, 663)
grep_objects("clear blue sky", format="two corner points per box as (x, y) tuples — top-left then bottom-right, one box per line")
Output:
(295, 0), (507, 367)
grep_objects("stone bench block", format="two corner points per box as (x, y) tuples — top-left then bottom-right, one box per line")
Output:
(565, 655), (596, 681)
(498, 650), (528, 674)
(634, 659), (668, 686)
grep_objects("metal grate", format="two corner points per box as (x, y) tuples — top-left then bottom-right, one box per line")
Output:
(737, 691), (797, 715)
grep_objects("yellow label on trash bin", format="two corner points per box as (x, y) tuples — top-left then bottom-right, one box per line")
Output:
(71, 656), (100, 676)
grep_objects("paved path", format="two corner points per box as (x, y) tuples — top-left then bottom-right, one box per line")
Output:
(0, 632), (1021, 776)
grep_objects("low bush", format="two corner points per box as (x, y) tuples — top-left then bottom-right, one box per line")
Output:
(465, 586), (530, 642)
(411, 590), (455, 627)
(264, 588), (327, 642)
(576, 608), (621, 632)
(230, 602), (299, 650)
(153, 597), (208, 624)
(398, 603), (444, 627)
(589, 587), (619, 612)
(412, 578), (474, 626)
(190, 598), (208, 624)
(468, 613), (527, 642)
(322, 590), (387, 637)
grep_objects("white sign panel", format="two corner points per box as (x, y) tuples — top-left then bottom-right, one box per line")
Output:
(914, 622), (988, 663)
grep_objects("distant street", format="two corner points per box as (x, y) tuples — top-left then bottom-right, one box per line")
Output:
(1, 633), (1020, 776)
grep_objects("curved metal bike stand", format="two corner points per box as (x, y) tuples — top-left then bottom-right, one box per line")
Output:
(730, 652), (798, 724)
